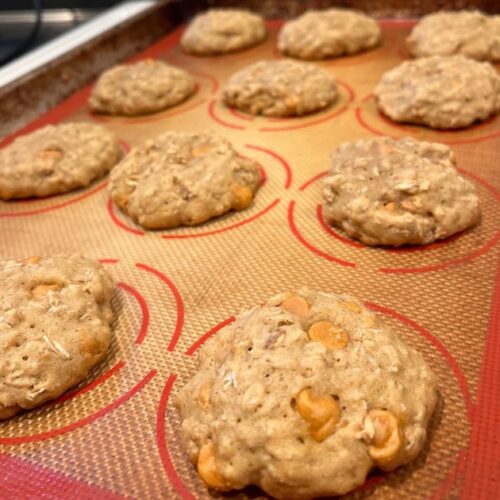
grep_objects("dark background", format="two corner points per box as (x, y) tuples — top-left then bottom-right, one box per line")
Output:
(0, 1), (124, 65)
(0, 1), (121, 8)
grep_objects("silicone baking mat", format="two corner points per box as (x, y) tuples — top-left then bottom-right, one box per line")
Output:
(1, 19), (500, 499)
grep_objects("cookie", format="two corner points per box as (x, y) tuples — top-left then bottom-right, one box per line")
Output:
(181, 9), (266, 55)
(322, 137), (480, 247)
(176, 289), (438, 498)
(0, 122), (121, 200)
(110, 131), (261, 229)
(89, 60), (196, 116)
(222, 60), (338, 117)
(374, 55), (500, 129)
(0, 255), (114, 419)
(278, 8), (381, 60)
(407, 10), (500, 61)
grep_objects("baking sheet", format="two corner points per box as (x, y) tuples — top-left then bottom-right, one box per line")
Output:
(1, 19), (500, 499)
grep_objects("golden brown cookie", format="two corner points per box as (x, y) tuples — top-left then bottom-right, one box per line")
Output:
(0, 122), (121, 199)
(110, 131), (261, 229)
(89, 60), (196, 116)
(0, 255), (114, 419)
(176, 289), (438, 498)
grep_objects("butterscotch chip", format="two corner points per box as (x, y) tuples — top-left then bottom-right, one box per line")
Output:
(198, 382), (212, 409)
(231, 185), (254, 211)
(181, 9), (266, 55)
(308, 320), (349, 350)
(0, 122), (121, 200)
(343, 301), (362, 314)
(222, 60), (338, 117)
(374, 55), (500, 129)
(197, 443), (233, 491)
(0, 255), (114, 419)
(281, 295), (309, 316)
(110, 131), (261, 229)
(278, 8), (381, 60)
(31, 283), (62, 299)
(176, 288), (438, 498)
(366, 409), (405, 470)
(296, 387), (340, 442)
(89, 60), (196, 116)
(323, 137), (481, 246)
(407, 10), (500, 61)
(22, 256), (41, 266)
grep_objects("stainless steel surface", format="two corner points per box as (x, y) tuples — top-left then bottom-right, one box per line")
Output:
(0, 8), (102, 61)
(0, 1), (157, 90)
(0, 9), (98, 23)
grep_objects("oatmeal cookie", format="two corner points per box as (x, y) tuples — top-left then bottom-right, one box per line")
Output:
(0, 255), (114, 419)
(322, 137), (480, 246)
(374, 55), (500, 129)
(278, 9), (381, 60)
(407, 10), (500, 61)
(110, 131), (261, 229)
(176, 289), (438, 498)
(181, 9), (266, 55)
(89, 60), (196, 116)
(0, 122), (121, 199)
(222, 60), (338, 117)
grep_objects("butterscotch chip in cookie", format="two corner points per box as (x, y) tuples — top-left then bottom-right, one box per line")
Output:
(322, 137), (480, 247)
(374, 55), (500, 129)
(109, 131), (261, 229)
(89, 60), (196, 116)
(0, 123), (121, 200)
(222, 60), (338, 117)
(278, 9), (381, 60)
(0, 255), (114, 419)
(176, 289), (438, 498)
(181, 9), (266, 55)
(407, 10), (500, 61)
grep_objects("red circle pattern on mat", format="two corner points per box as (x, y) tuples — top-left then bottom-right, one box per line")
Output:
(355, 94), (500, 146)
(0, 141), (130, 218)
(0, 261), (184, 445)
(288, 169), (500, 273)
(207, 80), (355, 132)
(106, 144), (291, 239)
(156, 301), (472, 498)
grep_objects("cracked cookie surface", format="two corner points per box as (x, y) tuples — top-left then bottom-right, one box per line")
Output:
(322, 137), (480, 247)
(0, 255), (114, 419)
(181, 9), (266, 55)
(0, 122), (121, 199)
(278, 8), (381, 60)
(110, 131), (261, 229)
(89, 60), (196, 116)
(222, 60), (338, 117)
(176, 289), (438, 498)
(374, 55), (500, 129)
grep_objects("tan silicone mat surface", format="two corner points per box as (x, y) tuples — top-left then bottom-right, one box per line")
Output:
(1, 19), (500, 500)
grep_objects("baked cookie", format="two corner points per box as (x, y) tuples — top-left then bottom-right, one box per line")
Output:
(89, 60), (196, 116)
(110, 131), (261, 229)
(0, 122), (121, 200)
(278, 8), (381, 60)
(407, 10), (500, 61)
(181, 9), (266, 55)
(323, 137), (480, 247)
(374, 55), (500, 129)
(176, 289), (438, 498)
(0, 255), (114, 419)
(222, 60), (338, 117)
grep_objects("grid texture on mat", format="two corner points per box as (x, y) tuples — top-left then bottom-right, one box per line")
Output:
(1, 19), (500, 500)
